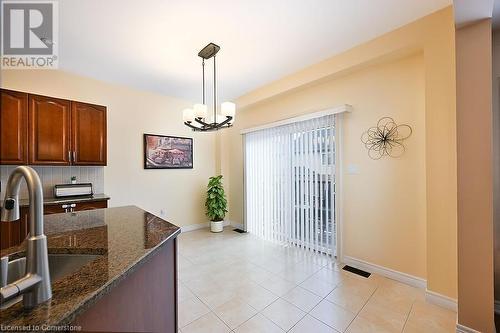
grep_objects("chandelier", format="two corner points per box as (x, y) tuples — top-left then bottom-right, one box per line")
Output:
(183, 43), (236, 131)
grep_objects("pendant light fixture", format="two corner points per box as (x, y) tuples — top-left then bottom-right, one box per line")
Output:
(183, 43), (236, 131)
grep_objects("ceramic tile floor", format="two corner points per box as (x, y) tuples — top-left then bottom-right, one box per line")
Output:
(177, 228), (456, 333)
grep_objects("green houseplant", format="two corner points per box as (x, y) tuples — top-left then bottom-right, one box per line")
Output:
(205, 175), (228, 232)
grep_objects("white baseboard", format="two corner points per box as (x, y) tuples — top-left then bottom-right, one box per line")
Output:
(231, 223), (245, 230)
(426, 289), (457, 312)
(181, 220), (231, 233)
(342, 256), (427, 289)
(456, 323), (482, 333)
(495, 300), (500, 314)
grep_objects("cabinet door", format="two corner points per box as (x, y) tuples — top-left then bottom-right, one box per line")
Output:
(0, 221), (12, 250)
(74, 200), (108, 211)
(18, 207), (29, 243)
(71, 102), (107, 166)
(29, 94), (72, 165)
(43, 200), (108, 215)
(44, 204), (67, 215)
(0, 89), (28, 164)
(0, 207), (28, 250)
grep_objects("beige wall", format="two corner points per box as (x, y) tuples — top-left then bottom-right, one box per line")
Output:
(221, 7), (457, 299)
(456, 19), (494, 332)
(0, 70), (216, 228)
(225, 55), (427, 278)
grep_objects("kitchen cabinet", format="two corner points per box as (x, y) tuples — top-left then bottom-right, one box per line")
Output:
(0, 89), (107, 166)
(44, 200), (108, 214)
(71, 102), (107, 165)
(29, 94), (72, 165)
(0, 199), (108, 250)
(73, 239), (177, 332)
(73, 200), (108, 211)
(43, 204), (68, 215)
(0, 89), (28, 164)
(0, 207), (28, 251)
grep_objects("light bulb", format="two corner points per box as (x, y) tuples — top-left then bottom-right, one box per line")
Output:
(182, 108), (195, 122)
(194, 104), (208, 119)
(221, 102), (236, 118)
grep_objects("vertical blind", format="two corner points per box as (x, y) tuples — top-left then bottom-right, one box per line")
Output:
(244, 114), (336, 255)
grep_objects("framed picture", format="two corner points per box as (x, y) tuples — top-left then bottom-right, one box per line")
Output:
(143, 134), (193, 169)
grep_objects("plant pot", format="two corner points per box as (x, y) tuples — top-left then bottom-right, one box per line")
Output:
(210, 220), (224, 233)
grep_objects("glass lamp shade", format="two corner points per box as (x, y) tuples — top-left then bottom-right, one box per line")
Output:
(182, 108), (195, 122)
(221, 102), (236, 118)
(194, 104), (208, 119)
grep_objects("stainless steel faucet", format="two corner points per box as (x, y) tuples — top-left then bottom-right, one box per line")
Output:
(0, 166), (52, 308)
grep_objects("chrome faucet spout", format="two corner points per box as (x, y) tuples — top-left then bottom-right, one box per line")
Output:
(0, 166), (51, 308)
(1, 166), (44, 236)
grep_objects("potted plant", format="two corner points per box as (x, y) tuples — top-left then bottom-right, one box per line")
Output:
(205, 175), (228, 233)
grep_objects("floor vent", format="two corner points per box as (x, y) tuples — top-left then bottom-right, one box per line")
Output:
(342, 265), (371, 278)
(233, 228), (247, 233)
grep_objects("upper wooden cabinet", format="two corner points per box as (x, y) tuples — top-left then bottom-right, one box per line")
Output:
(0, 89), (29, 164)
(29, 94), (72, 165)
(71, 102), (107, 165)
(0, 90), (107, 166)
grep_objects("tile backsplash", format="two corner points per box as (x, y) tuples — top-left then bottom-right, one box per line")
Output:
(0, 166), (104, 199)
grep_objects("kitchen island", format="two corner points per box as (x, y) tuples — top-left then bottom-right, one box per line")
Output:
(0, 206), (180, 332)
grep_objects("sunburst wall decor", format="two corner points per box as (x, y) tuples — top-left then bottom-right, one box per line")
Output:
(361, 117), (412, 160)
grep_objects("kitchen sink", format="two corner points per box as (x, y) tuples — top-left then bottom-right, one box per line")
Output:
(1, 254), (101, 309)
(47, 254), (101, 281)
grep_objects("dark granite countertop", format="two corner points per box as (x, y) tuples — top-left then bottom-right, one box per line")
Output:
(0, 206), (180, 332)
(0, 193), (110, 208)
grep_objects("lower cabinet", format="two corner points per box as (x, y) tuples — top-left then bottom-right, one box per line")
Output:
(44, 200), (108, 215)
(0, 199), (108, 250)
(73, 200), (108, 211)
(73, 238), (178, 332)
(0, 207), (28, 251)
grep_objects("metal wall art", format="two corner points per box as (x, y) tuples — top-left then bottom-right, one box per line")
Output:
(361, 117), (412, 159)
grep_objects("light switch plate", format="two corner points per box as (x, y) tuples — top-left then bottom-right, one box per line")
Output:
(347, 164), (360, 175)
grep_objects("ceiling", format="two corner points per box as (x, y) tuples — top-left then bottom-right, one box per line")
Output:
(494, 0), (500, 28)
(59, 0), (451, 102)
(453, 0), (495, 26)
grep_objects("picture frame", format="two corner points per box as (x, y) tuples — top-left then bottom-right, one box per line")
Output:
(143, 133), (193, 169)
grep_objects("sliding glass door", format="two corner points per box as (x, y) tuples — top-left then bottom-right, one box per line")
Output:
(244, 114), (337, 255)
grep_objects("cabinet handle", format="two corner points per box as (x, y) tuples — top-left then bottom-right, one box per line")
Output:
(68, 151), (72, 162)
(73, 151), (76, 163)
